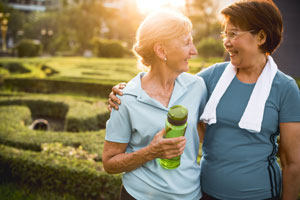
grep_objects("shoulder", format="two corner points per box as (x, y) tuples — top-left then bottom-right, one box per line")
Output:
(179, 72), (207, 90)
(272, 70), (300, 94)
(274, 70), (298, 86)
(196, 62), (229, 79)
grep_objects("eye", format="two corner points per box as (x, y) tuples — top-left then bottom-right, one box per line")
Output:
(228, 31), (237, 38)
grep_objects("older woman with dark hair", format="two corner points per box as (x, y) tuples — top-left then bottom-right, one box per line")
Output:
(198, 1), (300, 199)
(107, 0), (300, 199)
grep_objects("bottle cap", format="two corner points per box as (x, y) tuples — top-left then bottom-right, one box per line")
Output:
(167, 105), (188, 126)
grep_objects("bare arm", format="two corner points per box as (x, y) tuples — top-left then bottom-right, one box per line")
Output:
(102, 129), (186, 174)
(279, 122), (300, 200)
(197, 122), (206, 143)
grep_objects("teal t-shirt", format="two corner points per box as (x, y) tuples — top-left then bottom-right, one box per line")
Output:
(197, 62), (300, 199)
(106, 72), (207, 200)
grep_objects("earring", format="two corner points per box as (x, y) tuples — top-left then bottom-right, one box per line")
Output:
(164, 57), (167, 61)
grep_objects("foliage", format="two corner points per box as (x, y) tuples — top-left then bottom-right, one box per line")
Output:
(41, 143), (97, 161)
(0, 94), (109, 132)
(0, 182), (79, 200)
(186, 0), (221, 43)
(196, 37), (225, 58)
(92, 38), (127, 58)
(15, 39), (42, 57)
(0, 145), (121, 200)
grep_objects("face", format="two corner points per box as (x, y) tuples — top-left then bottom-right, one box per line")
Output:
(164, 32), (197, 73)
(223, 20), (262, 68)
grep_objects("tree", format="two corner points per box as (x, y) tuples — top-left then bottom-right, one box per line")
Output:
(185, 0), (221, 43)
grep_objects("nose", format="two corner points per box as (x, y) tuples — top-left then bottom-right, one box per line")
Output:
(190, 43), (198, 56)
(223, 37), (231, 49)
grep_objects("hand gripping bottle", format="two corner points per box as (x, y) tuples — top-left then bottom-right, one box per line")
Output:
(159, 105), (188, 169)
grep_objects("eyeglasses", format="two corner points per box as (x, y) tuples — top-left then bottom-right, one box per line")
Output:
(220, 30), (255, 40)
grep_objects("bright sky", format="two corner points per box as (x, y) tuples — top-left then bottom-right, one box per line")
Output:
(136, 0), (186, 14)
(135, 0), (235, 15)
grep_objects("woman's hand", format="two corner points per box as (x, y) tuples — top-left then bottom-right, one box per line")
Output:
(107, 82), (127, 112)
(147, 129), (186, 160)
(102, 128), (186, 174)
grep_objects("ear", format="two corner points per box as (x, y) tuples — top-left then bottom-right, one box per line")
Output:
(257, 30), (267, 46)
(153, 42), (167, 61)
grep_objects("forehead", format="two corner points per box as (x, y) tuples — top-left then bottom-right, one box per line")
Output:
(224, 20), (239, 30)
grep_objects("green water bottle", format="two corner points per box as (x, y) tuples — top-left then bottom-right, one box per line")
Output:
(159, 105), (188, 169)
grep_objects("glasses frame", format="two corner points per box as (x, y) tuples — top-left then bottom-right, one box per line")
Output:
(220, 30), (256, 40)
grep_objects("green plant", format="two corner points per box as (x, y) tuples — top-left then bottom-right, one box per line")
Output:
(15, 39), (42, 57)
(196, 37), (225, 58)
(92, 38), (126, 58)
(0, 145), (121, 200)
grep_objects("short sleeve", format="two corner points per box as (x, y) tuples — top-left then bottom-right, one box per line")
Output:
(279, 79), (300, 122)
(105, 96), (132, 143)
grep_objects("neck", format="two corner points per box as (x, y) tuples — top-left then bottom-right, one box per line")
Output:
(142, 63), (179, 92)
(236, 54), (267, 84)
(141, 62), (180, 107)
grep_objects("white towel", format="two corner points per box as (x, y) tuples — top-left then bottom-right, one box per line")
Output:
(200, 55), (278, 133)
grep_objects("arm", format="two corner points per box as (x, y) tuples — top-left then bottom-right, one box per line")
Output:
(279, 122), (300, 200)
(102, 129), (186, 174)
(197, 122), (206, 143)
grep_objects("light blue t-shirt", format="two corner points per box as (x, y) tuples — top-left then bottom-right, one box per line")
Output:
(106, 72), (207, 200)
(197, 62), (300, 200)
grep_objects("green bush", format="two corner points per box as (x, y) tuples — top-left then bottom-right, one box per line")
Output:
(15, 39), (42, 58)
(0, 94), (109, 132)
(0, 62), (30, 74)
(0, 101), (107, 156)
(2, 77), (113, 97)
(0, 145), (121, 200)
(92, 38), (126, 58)
(196, 37), (225, 58)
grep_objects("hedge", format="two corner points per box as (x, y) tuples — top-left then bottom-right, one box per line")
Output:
(0, 145), (121, 200)
(2, 77), (113, 97)
(15, 39), (42, 57)
(0, 105), (122, 199)
(92, 38), (126, 58)
(0, 94), (109, 131)
(0, 103), (107, 157)
(196, 37), (225, 58)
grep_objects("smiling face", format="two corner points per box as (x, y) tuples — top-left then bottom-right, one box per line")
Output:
(223, 20), (264, 69)
(164, 32), (197, 73)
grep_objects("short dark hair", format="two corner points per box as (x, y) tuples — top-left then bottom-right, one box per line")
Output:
(221, 0), (283, 54)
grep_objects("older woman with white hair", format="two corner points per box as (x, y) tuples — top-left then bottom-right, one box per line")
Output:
(102, 10), (207, 200)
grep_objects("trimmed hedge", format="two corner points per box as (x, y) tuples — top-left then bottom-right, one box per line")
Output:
(15, 39), (42, 57)
(0, 62), (30, 74)
(0, 94), (109, 131)
(0, 105), (121, 199)
(0, 102), (108, 156)
(92, 38), (126, 58)
(0, 145), (121, 200)
(196, 37), (225, 58)
(2, 77), (113, 97)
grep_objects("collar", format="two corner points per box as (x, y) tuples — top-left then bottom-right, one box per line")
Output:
(123, 72), (198, 110)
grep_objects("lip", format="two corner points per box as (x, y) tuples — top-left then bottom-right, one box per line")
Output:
(227, 50), (237, 58)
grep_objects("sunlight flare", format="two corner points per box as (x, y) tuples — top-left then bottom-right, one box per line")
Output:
(136, 0), (186, 14)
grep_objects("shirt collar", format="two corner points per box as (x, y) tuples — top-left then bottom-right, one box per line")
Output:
(123, 72), (198, 110)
